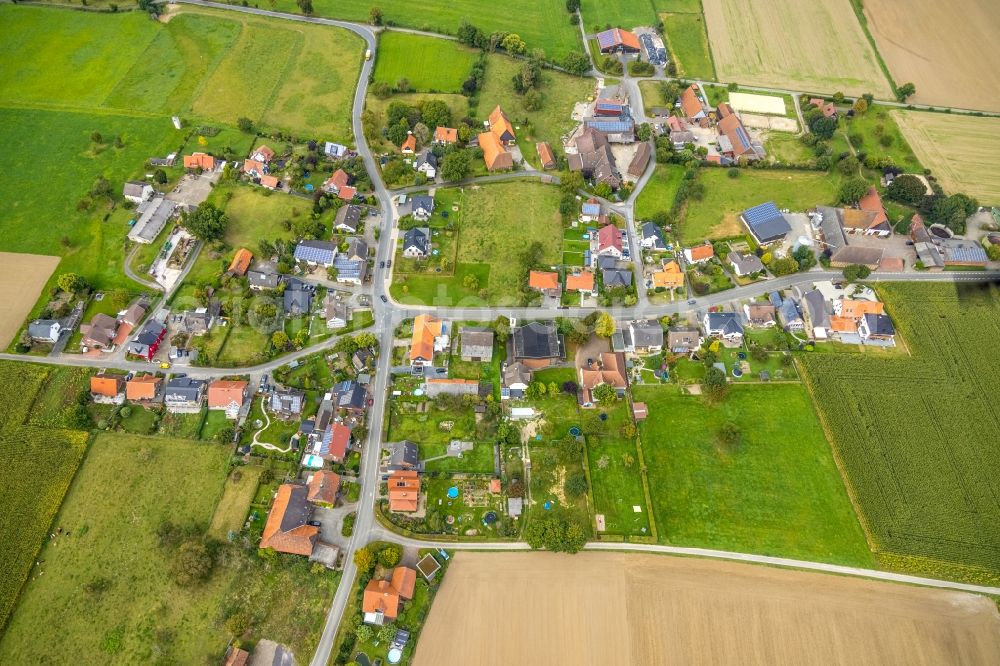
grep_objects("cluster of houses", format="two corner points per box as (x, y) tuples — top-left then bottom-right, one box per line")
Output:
(567, 84), (650, 191)
(89, 372), (254, 416)
(659, 84), (766, 164)
(796, 282), (896, 345)
(286, 215), (371, 285)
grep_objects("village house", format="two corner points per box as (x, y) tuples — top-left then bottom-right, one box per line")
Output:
(603, 267), (633, 289)
(568, 126), (621, 189)
(126, 318), (167, 361)
(704, 311), (745, 345)
(596, 27), (641, 53)
(323, 168), (351, 195)
(164, 376), (206, 412)
(580, 199), (602, 223)
(529, 271), (561, 299)
(684, 243), (714, 264)
(250, 145), (276, 164)
(400, 133), (416, 154)
(502, 362), (532, 400)
(851, 188), (892, 236)
(566, 271), (597, 296)
(410, 314), (447, 367)
(248, 261), (281, 290)
(334, 204), (363, 234)
(307, 469), (341, 507)
(744, 303), (777, 327)
(242, 158), (267, 180)
(728, 251), (764, 277)
(318, 422), (351, 462)
(595, 224), (624, 258)
(859, 313), (896, 343)
(667, 327), (701, 354)
(433, 126), (458, 145)
(680, 84), (707, 123)
(802, 289), (831, 339)
(207, 379), (249, 419)
(414, 150), (437, 178)
(326, 297), (351, 329)
(271, 387), (306, 419)
(329, 379), (367, 415)
(385, 440), (420, 473)
(460, 327), (494, 362)
(283, 279), (315, 316)
(408, 195), (435, 222)
(816, 206), (885, 268)
(536, 142), (556, 170)
(771, 292), (805, 331)
(294, 240), (337, 268)
(333, 237), (369, 285)
(123, 181), (154, 204)
(488, 105), (516, 145)
(809, 98), (838, 119)
(80, 313), (119, 351)
(509, 322), (562, 369)
(628, 320), (664, 354)
(183, 152), (217, 171)
(652, 260), (685, 290)
(641, 222), (667, 251)
(363, 567), (417, 625)
(128, 197), (177, 244)
(741, 202), (792, 246)
(579, 352), (628, 406)
(28, 319), (62, 343)
(717, 103), (765, 162)
(227, 248), (253, 277)
(401, 227), (431, 258)
(478, 131), (513, 171)
(126, 374), (162, 403)
(260, 483), (319, 556)
(91, 374), (126, 404)
(387, 470), (421, 513)
(325, 142), (349, 159)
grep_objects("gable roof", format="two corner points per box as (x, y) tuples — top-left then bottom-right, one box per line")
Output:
(402, 227), (430, 254)
(401, 134), (416, 152)
(461, 327), (493, 355)
(91, 374), (124, 397)
(686, 243), (714, 261)
(489, 105), (515, 141)
(307, 470), (341, 505)
(207, 380), (248, 409)
(335, 204), (362, 231)
(410, 314), (443, 362)
(741, 202), (791, 242)
(566, 271), (595, 292)
(536, 142), (556, 168)
(228, 248), (253, 276)
(596, 27), (641, 51)
(434, 126), (458, 143)
(387, 470), (421, 512)
(641, 222), (665, 247)
(252, 144), (276, 162)
(628, 141), (651, 177)
(864, 313), (895, 336)
(857, 187), (890, 229)
(652, 260), (685, 288)
(597, 224), (622, 253)
(324, 169), (350, 191)
(529, 271), (560, 291)
(512, 322), (561, 360)
(479, 131), (512, 170)
(321, 422), (351, 460)
(183, 152), (216, 170)
(126, 374), (161, 400)
(260, 484), (318, 556)
(680, 84), (704, 118)
(294, 240), (337, 264)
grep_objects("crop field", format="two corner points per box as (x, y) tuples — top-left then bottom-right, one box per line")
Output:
(799, 283), (1000, 583)
(272, 0), (583, 62)
(0, 6), (361, 141)
(892, 111), (1000, 204)
(681, 169), (840, 244)
(392, 182), (564, 306)
(662, 12), (716, 79)
(374, 32), (478, 93)
(0, 253), (60, 348)
(634, 385), (872, 565)
(415, 552), (1000, 665)
(863, 0), (1000, 112)
(702, 0), (892, 97)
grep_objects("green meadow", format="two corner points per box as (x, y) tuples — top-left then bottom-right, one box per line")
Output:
(374, 32), (479, 93)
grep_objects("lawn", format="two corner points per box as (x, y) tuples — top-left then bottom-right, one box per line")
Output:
(662, 12), (716, 79)
(392, 182), (564, 306)
(386, 400), (493, 473)
(271, 0), (584, 62)
(0, 433), (339, 663)
(216, 324), (270, 367)
(681, 169), (841, 244)
(580, 0), (658, 30)
(799, 283), (1000, 583)
(119, 405), (161, 435)
(209, 466), (263, 538)
(373, 32), (478, 93)
(843, 106), (923, 174)
(634, 384), (873, 566)
(585, 400), (650, 536)
(635, 164), (686, 220)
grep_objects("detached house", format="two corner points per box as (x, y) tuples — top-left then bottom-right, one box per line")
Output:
(123, 181), (154, 204)
(414, 150), (437, 178)
(410, 314), (447, 367)
(363, 567), (417, 625)
(853, 188), (892, 236)
(402, 227), (431, 258)
(400, 133), (416, 154)
(502, 362), (532, 400)
(859, 313), (896, 343)
(743, 303), (777, 327)
(652, 260), (685, 290)
(228, 248), (253, 277)
(183, 152), (217, 171)
(488, 106), (516, 145)
(460, 327), (494, 362)
(260, 484), (319, 556)
(509, 322), (562, 369)
(271, 387), (305, 418)
(640, 222), (667, 251)
(566, 271), (597, 296)
(704, 312), (744, 344)
(283, 279), (315, 315)
(250, 145), (276, 164)
(628, 320), (664, 353)
(335, 204), (363, 233)
(595, 27), (641, 54)
(741, 202), (791, 246)
(387, 471), (421, 513)
(729, 251), (764, 277)
(386, 441), (420, 473)
(433, 127), (458, 145)
(668, 327), (700, 354)
(333, 237), (369, 285)
(164, 377), (206, 412)
(680, 84), (707, 122)
(409, 195), (435, 221)
(294, 240), (337, 267)
(80, 313), (119, 351)
(248, 262), (281, 290)
(28, 319), (62, 343)
(307, 469), (341, 507)
(528, 271), (561, 298)
(479, 131), (513, 171)
(207, 380), (249, 419)
(684, 243), (714, 264)
(323, 169), (351, 195)
(91, 374), (126, 404)
(326, 297), (351, 329)
(596, 224), (624, 258)
(126, 374), (162, 403)
(579, 352), (628, 406)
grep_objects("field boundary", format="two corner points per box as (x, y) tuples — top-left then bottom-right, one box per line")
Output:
(844, 0), (897, 95)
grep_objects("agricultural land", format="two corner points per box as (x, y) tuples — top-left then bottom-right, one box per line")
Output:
(373, 32), (478, 93)
(414, 552), (1000, 665)
(661, 11), (716, 80)
(893, 111), (1000, 204)
(0, 253), (60, 348)
(862, 0), (1000, 112)
(701, 0), (892, 97)
(580, 0), (658, 29)
(799, 283), (1000, 583)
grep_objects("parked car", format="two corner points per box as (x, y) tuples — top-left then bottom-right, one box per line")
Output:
(380, 260), (385, 268)
(380, 294), (388, 303)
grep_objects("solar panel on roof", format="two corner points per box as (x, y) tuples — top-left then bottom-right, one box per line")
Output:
(743, 202), (782, 226)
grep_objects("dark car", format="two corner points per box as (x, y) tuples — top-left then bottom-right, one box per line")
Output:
(380, 260), (385, 268)
(688, 299), (697, 305)
(386, 260), (392, 268)
(307, 520), (321, 527)
(380, 294), (388, 303)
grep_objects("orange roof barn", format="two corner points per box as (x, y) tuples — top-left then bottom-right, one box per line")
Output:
(478, 131), (513, 171)
(228, 248), (253, 276)
(260, 484), (319, 556)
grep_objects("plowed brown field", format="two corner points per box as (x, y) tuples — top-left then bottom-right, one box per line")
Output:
(0, 252), (60, 348)
(414, 552), (1000, 666)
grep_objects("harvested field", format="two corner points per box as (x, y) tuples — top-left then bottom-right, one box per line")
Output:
(703, 0), (892, 97)
(893, 111), (1000, 204)
(0, 252), (60, 347)
(863, 0), (1000, 112)
(414, 552), (1000, 666)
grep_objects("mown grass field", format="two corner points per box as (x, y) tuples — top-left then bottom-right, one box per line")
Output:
(799, 283), (1000, 583)
(392, 182), (564, 306)
(843, 106), (923, 173)
(662, 12), (716, 79)
(0, 362), (92, 629)
(581, 0), (658, 30)
(681, 169), (841, 244)
(634, 384), (873, 565)
(635, 164), (685, 220)
(272, 0), (583, 61)
(374, 32), (478, 93)
(0, 433), (339, 663)
(586, 401), (650, 536)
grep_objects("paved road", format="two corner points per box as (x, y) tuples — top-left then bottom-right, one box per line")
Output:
(123, 244), (164, 292)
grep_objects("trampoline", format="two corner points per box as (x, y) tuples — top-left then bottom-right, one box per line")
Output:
(569, 426), (581, 437)
(732, 368), (743, 378)
(387, 648), (402, 664)
(482, 511), (497, 525)
(304, 183), (314, 192)
(737, 352), (747, 360)
(447, 486), (459, 499)
(543, 501), (553, 510)
(599, 412), (608, 421)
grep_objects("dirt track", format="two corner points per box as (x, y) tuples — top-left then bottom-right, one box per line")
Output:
(414, 552), (1000, 666)
(864, 0), (1000, 112)
(0, 252), (60, 348)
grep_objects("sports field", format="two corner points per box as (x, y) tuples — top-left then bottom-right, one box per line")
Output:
(274, 0), (583, 61)
(0, 253), (60, 348)
(414, 552), (1000, 665)
(0, 5), (361, 140)
(702, 0), (892, 96)
(373, 32), (478, 93)
(863, 0), (1000, 112)
(800, 283), (1000, 583)
(893, 111), (1000, 204)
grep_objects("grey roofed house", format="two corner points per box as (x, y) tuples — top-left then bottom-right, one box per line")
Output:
(410, 195), (435, 220)
(503, 362), (532, 388)
(283, 279), (314, 315)
(941, 238), (988, 265)
(387, 440), (420, 471)
(126, 318), (166, 357)
(603, 268), (633, 288)
(326, 298), (351, 327)
(667, 327), (700, 353)
(270, 387), (305, 416)
(248, 261), (281, 290)
(778, 296), (804, 330)
(164, 377), (206, 404)
(705, 311), (744, 337)
(729, 251), (764, 276)
(314, 395), (334, 432)
(670, 130), (695, 147)
(416, 150), (437, 170)
(629, 320), (663, 349)
(28, 319), (62, 342)
(402, 227), (431, 257)
(596, 254), (619, 271)
(293, 240), (337, 266)
(863, 313), (895, 337)
(627, 141), (651, 178)
(460, 327), (494, 362)
(510, 322), (562, 360)
(741, 202), (792, 245)
(641, 222), (667, 251)
(123, 180), (153, 203)
(81, 313), (118, 348)
(568, 127), (621, 189)
(180, 308), (214, 336)
(507, 497), (523, 518)
(818, 206), (884, 268)
(343, 237), (368, 261)
(121, 302), (147, 327)
(334, 204), (363, 232)
(330, 379), (366, 411)
(802, 289), (830, 330)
